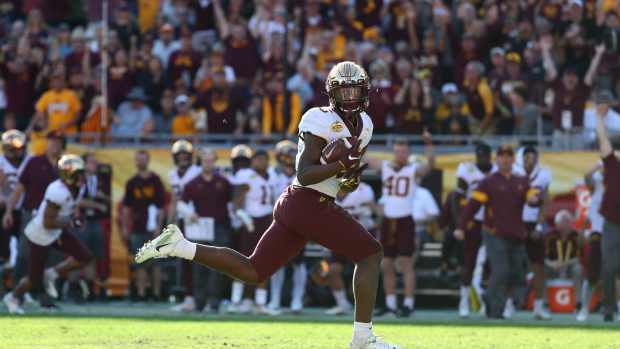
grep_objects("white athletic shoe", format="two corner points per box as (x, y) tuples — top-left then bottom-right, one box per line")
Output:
(349, 335), (401, 349)
(23, 293), (37, 305)
(170, 296), (196, 312)
(325, 304), (353, 316)
(238, 299), (254, 314)
(255, 304), (282, 316)
(227, 302), (241, 314)
(533, 307), (551, 320)
(43, 268), (59, 299)
(291, 300), (303, 314)
(576, 306), (589, 322)
(134, 224), (184, 263)
(503, 299), (515, 319)
(3, 293), (24, 315)
(458, 296), (470, 318)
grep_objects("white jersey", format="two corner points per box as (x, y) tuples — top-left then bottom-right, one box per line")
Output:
(25, 180), (84, 246)
(513, 164), (552, 223)
(168, 164), (201, 196)
(589, 168), (605, 232)
(0, 155), (29, 206)
(270, 167), (295, 198)
(292, 107), (373, 198)
(336, 182), (376, 230)
(234, 168), (276, 217)
(381, 161), (418, 218)
(412, 186), (440, 223)
(457, 162), (496, 221)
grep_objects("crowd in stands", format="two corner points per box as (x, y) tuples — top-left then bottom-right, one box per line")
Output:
(0, 0), (619, 148)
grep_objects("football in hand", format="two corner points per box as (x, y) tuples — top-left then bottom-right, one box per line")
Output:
(320, 137), (357, 165)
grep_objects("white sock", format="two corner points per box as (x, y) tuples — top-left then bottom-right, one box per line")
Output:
(333, 289), (350, 308)
(580, 280), (591, 307)
(255, 288), (268, 306)
(352, 321), (373, 343)
(270, 268), (285, 308)
(385, 294), (397, 310)
(534, 299), (544, 311)
(292, 263), (307, 307)
(404, 297), (414, 310)
(171, 239), (196, 260)
(460, 286), (470, 300)
(231, 281), (244, 304)
(45, 267), (59, 280)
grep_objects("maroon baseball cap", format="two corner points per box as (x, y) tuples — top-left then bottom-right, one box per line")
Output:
(496, 144), (514, 156)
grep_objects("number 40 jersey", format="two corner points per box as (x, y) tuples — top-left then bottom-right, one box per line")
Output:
(380, 161), (418, 219)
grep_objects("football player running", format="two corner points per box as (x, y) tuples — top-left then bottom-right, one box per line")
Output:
(136, 61), (400, 349)
(365, 135), (434, 318)
(267, 140), (309, 314)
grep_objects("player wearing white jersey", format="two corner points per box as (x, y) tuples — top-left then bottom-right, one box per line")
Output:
(268, 140), (309, 314)
(135, 61), (399, 349)
(579, 162), (605, 322)
(229, 149), (279, 315)
(0, 130), (29, 268)
(326, 182), (377, 316)
(366, 135), (434, 318)
(513, 146), (552, 320)
(454, 142), (494, 318)
(167, 140), (202, 312)
(3, 155), (101, 314)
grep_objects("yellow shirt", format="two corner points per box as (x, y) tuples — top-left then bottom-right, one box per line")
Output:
(261, 93), (302, 136)
(172, 114), (196, 135)
(30, 130), (47, 156)
(35, 89), (81, 134)
(138, 0), (160, 33)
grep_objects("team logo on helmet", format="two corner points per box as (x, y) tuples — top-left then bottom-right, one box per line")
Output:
(58, 154), (85, 187)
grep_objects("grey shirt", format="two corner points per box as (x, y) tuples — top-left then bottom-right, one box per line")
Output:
(513, 103), (541, 135)
(112, 101), (153, 136)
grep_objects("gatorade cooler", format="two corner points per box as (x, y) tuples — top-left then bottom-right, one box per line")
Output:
(547, 279), (576, 313)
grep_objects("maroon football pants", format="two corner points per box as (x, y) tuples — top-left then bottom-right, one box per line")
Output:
(249, 186), (381, 282)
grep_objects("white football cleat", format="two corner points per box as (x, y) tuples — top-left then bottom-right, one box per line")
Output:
(503, 298), (515, 319)
(325, 304), (353, 316)
(23, 293), (37, 305)
(350, 335), (401, 349)
(576, 306), (589, 322)
(237, 299), (254, 314)
(43, 268), (59, 299)
(533, 307), (551, 320)
(170, 296), (196, 312)
(134, 224), (184, 263)
(458, 296), (470, 318)
(3, 293), (24, 315)
(255, 304), (282, 316)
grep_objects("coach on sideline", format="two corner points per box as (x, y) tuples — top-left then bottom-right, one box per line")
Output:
(595, 105), (620, 322)
(454, 145), (540, 318)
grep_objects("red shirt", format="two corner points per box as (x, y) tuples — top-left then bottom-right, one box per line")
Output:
(182, 173), (232, 224)
(123, 172), (166, 234)
(459, 172), (532, 241)
(600, 153), (620, 225)
(18, 155), (58, 210)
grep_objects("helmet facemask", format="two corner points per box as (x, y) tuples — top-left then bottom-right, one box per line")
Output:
(329, 85), (368, 114)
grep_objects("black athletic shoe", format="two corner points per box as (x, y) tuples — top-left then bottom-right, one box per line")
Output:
(373, 307), (397, 317)
(396, 306), (413, 318)
(604, 313), (614, 322)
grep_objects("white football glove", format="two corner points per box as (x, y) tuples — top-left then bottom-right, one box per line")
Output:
(235, 209), (255, 233)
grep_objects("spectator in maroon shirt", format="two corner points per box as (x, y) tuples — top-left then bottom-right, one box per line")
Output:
(0, 49), (39, 130)
(455, 145), (540, 318)
(180, 147), (232, 310)
(108, 49), (135, 109)
(64, 27), (100, 72)
(197, 67), (245, 134)
(121, 149), (165, 301)
(167, 34), (201, 87)
(594, 104), (620, 321)
(367, 60), (396, 133)
(541, 35), (605, 149)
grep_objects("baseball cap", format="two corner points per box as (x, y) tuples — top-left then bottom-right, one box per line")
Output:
(522, 145), (538, 156)
(595, 90), (615, 104)
(506, 52), (522, 64)
(441, 83), (458, 94)
(497, 144), (515, 156)
(174, 94), (189, 105)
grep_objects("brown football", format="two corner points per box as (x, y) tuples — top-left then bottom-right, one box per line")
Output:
(320, 137), (356, 165)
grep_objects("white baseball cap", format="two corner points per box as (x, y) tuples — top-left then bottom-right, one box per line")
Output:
(441, 83), (458, 94)
(175, 94), (189, 105)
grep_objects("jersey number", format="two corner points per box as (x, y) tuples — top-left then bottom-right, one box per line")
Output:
(260, 185), (269, 205)
(385, 176), (410, 197)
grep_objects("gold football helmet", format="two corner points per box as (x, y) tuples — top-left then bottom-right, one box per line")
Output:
(275, 140), (297, 167)
(230, 144), (253, 160)
(325, 61), (370, 114)
(58, 154), (85, 186)
(171, 139), (194, 166)
(1, 129), (26, 149)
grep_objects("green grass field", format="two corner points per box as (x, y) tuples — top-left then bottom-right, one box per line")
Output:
(1, 304), (619, 349)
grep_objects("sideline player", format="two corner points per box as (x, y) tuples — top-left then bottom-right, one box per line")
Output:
(168, 140), (201, 311)
(327, 182), (378, 315)
(512, 146), (552, 320)
(267, 140), (309, 314)
(3, 155), (99, 313)
(135, 61), (400, 349)
(365, 137), (434, 318)
(454, 142), (494, 318)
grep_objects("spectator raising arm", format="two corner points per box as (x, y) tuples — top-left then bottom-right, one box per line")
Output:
(596, 104), (613, 158)
(212, 0), (230, 39)
(540, 35), (557, 82)
(584, 44), (605, 87)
